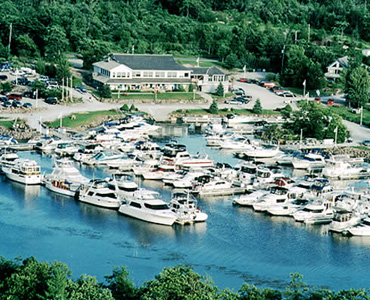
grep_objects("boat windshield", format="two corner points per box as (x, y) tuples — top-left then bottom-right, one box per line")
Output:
(144, 203), (169, 210)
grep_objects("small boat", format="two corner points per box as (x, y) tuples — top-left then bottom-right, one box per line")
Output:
(118, 189), (177, 226)
(2, 158), (43, 185)
(77, 179), (122, 209)
(292, 153), (326, 170)
(232, 189), (269, 206)
(238, 145), (281, 159)
(293, 200), (334, 224)
(329, 212), (362, 233)
(192, 177), (243, 196)
(347, 218), (370, 236)
(170, 191), (208, 225)
(0, 151), (19, 172)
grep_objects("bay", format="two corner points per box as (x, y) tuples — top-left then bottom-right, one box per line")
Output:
(0, 127), (370, 291)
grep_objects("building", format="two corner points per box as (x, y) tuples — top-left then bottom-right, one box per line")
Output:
(191, 66), (229, 93)
(93, 54), (229, 93)
(93, 54), (192, 91)
(324, 56), (348, 81)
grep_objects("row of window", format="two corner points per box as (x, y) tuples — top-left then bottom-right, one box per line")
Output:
(105, 69), (190, 79)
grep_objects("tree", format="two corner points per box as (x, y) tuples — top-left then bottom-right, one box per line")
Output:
(188, 83), (194, 92)
(345, 66), (370, 108)
(104, 267), (137, 300)
(44, 25), (69, 59)
(224, 53), (239, 69)
(138, 265), (219, 300)
(55, 58), (72, 83)
(215, 82), (224, 96)
(99, 84), (112, 98)
(130, 104), (137, 111)
(35, 59), (46, 76)
(209, 100), (218, 114)
(252, 99), (262, 114)
(44, 262), (71, 300)
(121, 104), (130, 111)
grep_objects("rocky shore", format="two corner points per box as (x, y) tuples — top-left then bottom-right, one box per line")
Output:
(324, 146), (370, 163)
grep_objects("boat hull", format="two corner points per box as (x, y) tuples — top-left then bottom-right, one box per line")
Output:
(118, 205), (176, 226)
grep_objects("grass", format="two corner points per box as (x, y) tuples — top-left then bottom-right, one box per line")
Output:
(112, 92), (202, 101)
(210, 92), (234, 100)
(329, 106), (370, 126)
(175, 59), (224, 68)
(177, 108), (280, 116)
(0, 120), (15, 130)
(47, 110), (123, 128)
(353, 146), (370, 152)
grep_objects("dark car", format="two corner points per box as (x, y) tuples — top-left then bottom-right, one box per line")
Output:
(0, 75), (8, 81)
(45, 97), (58, 104)
(2, 100), (12, 107)
(75, 85), (87, 93)
(23, 91), (35, 98)
(23, 102), (32, 108)
(0, 96), (8, 102)
(362, 140), (370, 146)
(12, 100), (22, 108)
(7, 93), (22, 100)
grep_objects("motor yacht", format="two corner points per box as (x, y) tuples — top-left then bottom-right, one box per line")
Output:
(292, 153), (326, 170)
(76, 179), (122, 209)
(169, 191), (208, 225)
(238, 145), (281, 159)
(0, 151), (19, 172)
(328, 212), (362, 233)
(232, 189), (269, 206)
(347, 218), (370, 236)
(266, 198), (311, 216)
(118, 189), (177, 226)
(2, 158), (43, 185)
(293, 201), (334, 224)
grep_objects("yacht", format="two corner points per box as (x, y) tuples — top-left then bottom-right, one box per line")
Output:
(191, 177), (241, 196)
(292, 153), (326, 170)
(328, 212), (362, 233)
(292, 201), (334, 224)
(132, 159), (160, 176)
(82, 151), (125, 166)
(118, 189), (177, 226)
(232, 189), (269, 206)
(34, 137), (61, 152)
(239, 145), (281, 159)
(54, 142), (79, 157)
(44, 159), (90, 196)
(0, 151), (19, 172)
(219, 137), (257, 151)
(77, 179), (122, 209)
(169, 191), (208, 225)
(142, 163), (177, 180)
(266, 198), (311, 216)
(347, 218), (370, 236)
(2, 158), (43, 185)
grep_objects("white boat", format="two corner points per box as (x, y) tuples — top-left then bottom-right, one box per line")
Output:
(0, 135), (17, 146)
(170, 191), (208, 225)
(0, 151), (19, 172)
(323, 156), (370, 179)
(82, 151), (125, 166)
(239, 145), (281, 159)
(54, 142), (80, 157)
(132, 159), (160, 176)
(252, 186), (306, 212)
(329, 212), (362, 233)
(142, 163), (177, 180)
(165, 151), (214, 168)
(347, 218), (370, 236)
(293, 201), (334, 224)
(192, 177), (241, 196)
(232, 189), (269, 206)
(118, 189), (177, 226)
(266, 199), (311, 216)
(172, 169), (208, 188)
(34, 137), (62, 152)
(108, 174), (138, 196)
(292, 153), (326, 169)
(219, 137), (257, 151)
(77, 179), (122, 209)
(2, 158), (43, 185)
(44, 159), (89, 196)
(162, 169), (189, 185)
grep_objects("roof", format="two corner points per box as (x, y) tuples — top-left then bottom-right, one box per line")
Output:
(111, 54), (189, 71)
(337, 56), (349, 68)
(93, 60), (121, 71)
(192, 66), (227, 76)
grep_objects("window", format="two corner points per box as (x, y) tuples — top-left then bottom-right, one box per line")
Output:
(155, 72), (165, 78)
(167, 72), (177, 78)
(143, 71), (153, 77)
(184, 73), (189, 77)
(144, 203), (169, 210)
(130, 202), (141, 208)
(134, 72), (141, 77)
(112, 72), (116, 78)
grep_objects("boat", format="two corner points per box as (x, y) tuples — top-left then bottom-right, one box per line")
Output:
(232, 189), (269, 206)
(219, 137), (257, 151)
(191, 177), (244, 196)
(82, 151), (127, 166)
(34, 137), (62, 152)
(266, 198), (311, 216)
(132, 159), (160, 176)
(76, 179), (122, 209)
(118, 189), (177, 226)
(292, 200), (334, 224)
(346, 218), (370, 236)
(0, 151), (19, 172)
(141, 162), (177, 180)
(323, 156), (370, 179)
(169, 191), (208, 225)
(44, 159), (90, 196)
(328, 212), (362, 233)
(0, 135), (18, 146)
(2, 158), (43, 185)
(292, 153), (326, 170)
(238, 145), (281, 159)
(164, 151), (214, 168)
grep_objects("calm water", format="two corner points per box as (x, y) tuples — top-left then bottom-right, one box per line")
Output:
(1, 129), (370, 291)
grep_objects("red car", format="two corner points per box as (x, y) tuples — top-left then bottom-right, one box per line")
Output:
(327, 98), (334, 105)
(238, 78), (249, 82)
(314, 97), (321, 103)
(7, 93), (22, 100)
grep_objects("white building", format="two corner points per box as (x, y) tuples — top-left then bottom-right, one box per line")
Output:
(93, 54), (229, 93)
(324, 56), (348, 81)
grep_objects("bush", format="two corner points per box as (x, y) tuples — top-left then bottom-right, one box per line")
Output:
(209, 100), (218, 114)
(215, 82), (224, 97)
(252, 99), (262, 114)
(121, 104), (129, 111)
(99, 84), (112, 98)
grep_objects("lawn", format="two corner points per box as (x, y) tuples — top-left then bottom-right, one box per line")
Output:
(176, 108), (280, 116)
(112, 92), (202, 101)
(175, 59), (224, 68)
(329, 106), (370, 126)
(47, 110), (123, 128)
(0, 120), (15, 130)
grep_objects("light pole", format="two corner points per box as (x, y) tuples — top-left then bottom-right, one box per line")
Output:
(360, 106), (363, 126)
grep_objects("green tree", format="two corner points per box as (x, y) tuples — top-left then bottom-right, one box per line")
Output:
(188, 83), (194, 92)
(44, 262), (71, 300)
(104, 267), (137, 300)
(99, 84), (112, 98)
(224, 53), (239, 69)
(252, 99), (262, 114)
(121, 104), (130, 111)
(67, 275), (114, 300)
(15, 34), (39, 58)
(139, 265), (219, 300)
(215, 82), (224, 96)
(345, 66), (370, 108)
(55, 58), (72, 83)
(130, 104), (137, 111)
(209, 100), (218, 114)
(35, 59), (46, 76)
(44, 25), (69, 59)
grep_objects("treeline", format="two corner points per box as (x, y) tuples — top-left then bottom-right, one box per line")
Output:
(0, 0), (369, 88)
(1, 256), (370, 300)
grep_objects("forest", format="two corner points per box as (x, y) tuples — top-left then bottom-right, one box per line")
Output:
(0, 0), (370, 91)
(1, 256), (370, 300)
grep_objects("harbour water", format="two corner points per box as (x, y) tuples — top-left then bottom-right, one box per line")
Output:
(1, 127), (370, 291)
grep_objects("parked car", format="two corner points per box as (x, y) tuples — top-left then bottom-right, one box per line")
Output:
(46, 81), (60, 89)
(7, 93), (22, 100)
(22, 102), (32, 108)
(314, 97), (321, 103)
(45, 97), (58, 104)
(75, 85), (87, 93)
(225, 98), (244, 105)
(12, 100), (22, 108)
(362, 140), (370, 146)
(238, 78), (249, 82)
(0, 75), (8, 81)
(2, 101), (12, 108)
(14, 77), (30, 85)
(327, 98), (334, 105)
(23, 91), (34, 98)
(0, 96), (8, 102)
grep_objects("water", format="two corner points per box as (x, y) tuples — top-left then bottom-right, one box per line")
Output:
(1, 130), (370, 291)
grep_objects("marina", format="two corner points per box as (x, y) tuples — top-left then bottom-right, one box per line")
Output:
(1, 120), (370, 292)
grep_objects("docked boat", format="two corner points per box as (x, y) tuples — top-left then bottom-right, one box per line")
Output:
(266, 198), (311, 216)
(77, 179), (122, 209)
(238, 145), (281, 159)
(191, 177), (243, 196)
(142, 162), (177, 180)
(292, 201), (334, 224)
(54, 142), (80, 157)
(219, 137), (257, 151)
(81, 151), (125, 166)
(169, 191), (208, 225)
(328, 212), (362, 233)
(323, 157), (370, 179)
(44, 159), (89, 196)
(118, 189), (177, 226)
(292, 153), (326, 170)
(232, 189), (269, 206)
(0, 151), (19, 172)
(347, 218), (370, 236)
(2, 158), (43, 185)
